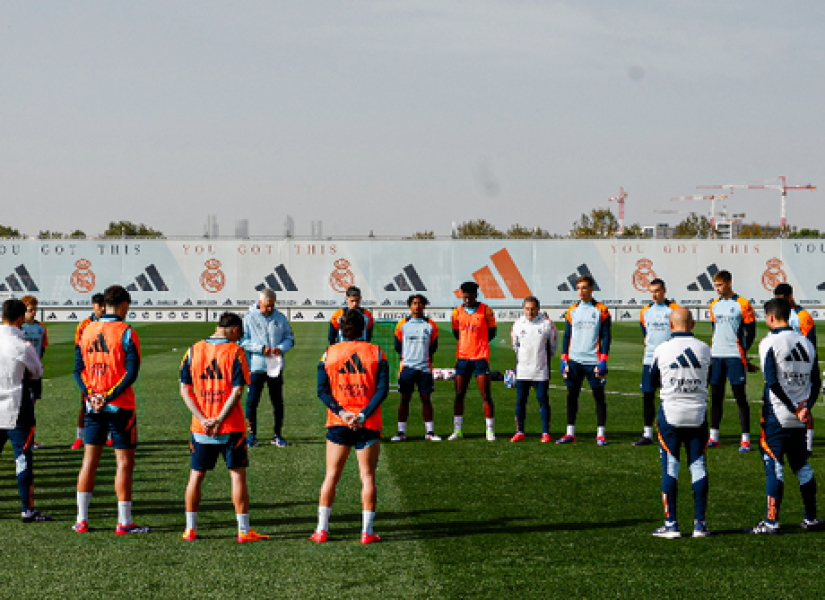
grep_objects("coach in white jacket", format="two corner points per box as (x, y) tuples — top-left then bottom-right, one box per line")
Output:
(510, 296), (557, 443)
(0, 299), (51, 522)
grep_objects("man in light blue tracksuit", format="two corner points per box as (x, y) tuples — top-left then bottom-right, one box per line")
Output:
(240, 289), (295, 448)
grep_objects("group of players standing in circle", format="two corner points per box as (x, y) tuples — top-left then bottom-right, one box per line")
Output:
(0, 268), (820, 543)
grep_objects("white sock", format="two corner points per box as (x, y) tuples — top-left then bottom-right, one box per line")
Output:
(76, 492), (92, 522)
(186, 512), (197, 531)
(237, 513), (250, 534)
(76, 427), (84, 440)
(566, 425), (575, 437)
(808, 429), (814, 452)
(398, 422), (407, 434)
(118, 501), (132, 526)
(710, 428), (720, 442)
(362, 510), (375, 535)
(485, 417), (495, 431)
(424, 421), (434, 433)
(643, 426), (653, 439)
(597, 426), (606, 439)
(453, 416), (463, 431)
(317, 506), (331, 533)
(741, 433), (750, 443)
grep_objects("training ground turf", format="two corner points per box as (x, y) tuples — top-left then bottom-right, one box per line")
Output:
(2, 320), (824, 598)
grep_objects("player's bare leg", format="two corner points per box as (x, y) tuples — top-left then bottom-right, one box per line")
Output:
(450, 375), (471, 439)
(185, 470), (206, 513)
(393, 392), (412, 441)
(114, 449), (135, 502)
(314, 441), (352, 538)
(75, 444), (103, 530)
(477, 373), (496, 440)
(420, 392), (439, 440)
(356, 441), (381, 542)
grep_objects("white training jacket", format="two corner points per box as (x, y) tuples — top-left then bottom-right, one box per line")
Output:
(0, 324), (43, 429)
(651, 332), (711, 428)
(511, 314), (558, 381)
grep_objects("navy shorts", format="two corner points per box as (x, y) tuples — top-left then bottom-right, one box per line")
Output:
(760, 407), (809, 473)
(398, 367), (435, 395)
(190, 432), (249, 471)
(564, 359), (606, 389)
(84, 408), (137, 449)
(640, 365), (658, 393)
(326, 426), (380, 450)
(709, 356), (746, 386)
(455, 358), (491, 378)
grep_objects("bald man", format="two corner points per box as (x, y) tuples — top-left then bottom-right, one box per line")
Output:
(650, 308), (713, 539)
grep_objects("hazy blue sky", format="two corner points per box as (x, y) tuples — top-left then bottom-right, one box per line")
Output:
(2, 1), (824, 237)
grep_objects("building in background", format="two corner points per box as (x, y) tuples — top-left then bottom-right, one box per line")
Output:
(204, 215), (219, 238)
(235, 219), (249, 238)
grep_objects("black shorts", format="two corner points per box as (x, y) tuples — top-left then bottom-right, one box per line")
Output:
(84, 408), (137, 449)
(190, 432), (249, 471)
(326, 426), (380, 450)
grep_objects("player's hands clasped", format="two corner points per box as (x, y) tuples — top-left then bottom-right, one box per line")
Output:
(88, 393), (106, 412)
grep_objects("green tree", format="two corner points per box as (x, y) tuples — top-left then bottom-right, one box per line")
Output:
(620, 223), (648, 238)
(0, 224), (21, 237)
(506, 224), (552, 239)
(455, 219), (503, 238)
(103, 221), (163, 238)
(407, 230), (435, 240)
(673, 214), (711, 238)
(38, 231), (64, 239)
(789, 227), (821, 238)
(570, 209), (618, 238)
(69, 230), (86, 239)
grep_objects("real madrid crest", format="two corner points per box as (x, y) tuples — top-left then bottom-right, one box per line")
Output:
(632, 258), (657, 292)
(70, 259), (96, 293)
(200, 259), (226, 293)
(329, 259), (354, 293)
(762, 258), (786, 291)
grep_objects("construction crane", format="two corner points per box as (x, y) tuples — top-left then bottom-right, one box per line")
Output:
(608, 187), (627, 236)
(656, 202), (743, 239)
(671, 194), (727, 239)
(697, 176), (816, 235)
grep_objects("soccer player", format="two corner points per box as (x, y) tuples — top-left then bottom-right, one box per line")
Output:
(20, 295), (47, 449)
(510, 296), (557, 442)
(329, 286), (374, 344)
(391, 294), (440, 441)
(747, 298), (822, 534)
(180, 312), (269, 543)
(557, 275), (611, 446)
(312, 310), (389, 544)
(649, 308), (712, 538)
(636, 279), (680, 447)
(774, 283), (818, 456)
(708, 270), (756, 451)
(240, 289), (295, 448)
(71, 293), (105, 450)
(73, 285), (150, 535)
(448, 281), (497, 441)
(0, 299), (52, 523)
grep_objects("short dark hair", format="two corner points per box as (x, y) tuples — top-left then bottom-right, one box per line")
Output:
(576, 274), (595, 288)
(460, 281), (479, 294)
(522, 295), (540, 308)
(218, 312), (243, 334)
(712, 270), (732, 283)
(773, 283), (793, 298)
(407, 294), (429, 307)
(104, 285), (131, 308)
(2, 299), (26, 323)
(340, 309), (365, 340)
(764, 297), (791, 322)
(345, 286), (361, 298)
(649, 278), (665, 289)
(91, 293), (105, 306)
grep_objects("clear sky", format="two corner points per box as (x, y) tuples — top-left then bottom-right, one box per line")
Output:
(2, 1), (823, 238)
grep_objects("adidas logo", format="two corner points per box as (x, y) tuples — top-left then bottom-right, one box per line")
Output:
(223, 298), (233, 306)
(454, 248), (532, 300)
(126, 264), (169, 292)
(0, 264), (39, 292)
(88, 333), (110, 354)
(687, 264), (719, 292)
(255, 265), (297, 292)
(818, 282), (825, 291)
(557, 264), (601, 292)
(669, 347), (702, 369)
(784, 342), (811, 363)
(384, 264), (426, 292)
(183, 299), (193, 306)
(338, 353), (367, 374)
(200, 358), (224, 380)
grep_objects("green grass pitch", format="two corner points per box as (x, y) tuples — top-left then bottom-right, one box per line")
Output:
(2, 319), (824, 598)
